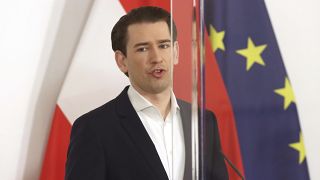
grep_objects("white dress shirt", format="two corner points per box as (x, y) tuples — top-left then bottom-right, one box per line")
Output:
(128, 86), (185, 180)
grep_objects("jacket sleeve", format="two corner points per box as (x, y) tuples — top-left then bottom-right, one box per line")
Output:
(206, 111), (229, 180)
(65, 116), (106, 180)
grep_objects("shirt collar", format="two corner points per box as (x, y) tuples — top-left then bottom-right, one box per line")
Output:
(170, 89), (180, 113)
(127, 85), (180, 112)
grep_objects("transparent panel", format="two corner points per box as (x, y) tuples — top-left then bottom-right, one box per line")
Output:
(171, 1), (230, 180)
(171, 0), (201, 179)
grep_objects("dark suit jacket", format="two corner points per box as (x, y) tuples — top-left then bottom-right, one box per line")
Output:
(65, 86), (228, 180)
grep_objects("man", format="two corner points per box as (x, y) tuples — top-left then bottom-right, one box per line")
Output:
(65, 6), (228, 180)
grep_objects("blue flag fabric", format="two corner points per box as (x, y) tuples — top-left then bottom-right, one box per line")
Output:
(204, 0), (310, 179)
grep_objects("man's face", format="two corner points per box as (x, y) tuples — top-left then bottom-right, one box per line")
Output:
(116, 21), (178, 95)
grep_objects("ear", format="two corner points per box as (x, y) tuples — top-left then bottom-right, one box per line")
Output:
(114, 50), (128, 74)
(173, 41), (179, 65)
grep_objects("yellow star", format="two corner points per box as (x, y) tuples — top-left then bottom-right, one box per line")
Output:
(209, 25), (225, 52)
(289, 132), (306, 164)
(236, 37), (267, 71)
(274, 78), (296, 110)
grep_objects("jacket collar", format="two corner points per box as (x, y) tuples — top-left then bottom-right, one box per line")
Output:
(115, 86), (169, 180)
(177, 99), (192, 180)
(115, 86), (192, 180)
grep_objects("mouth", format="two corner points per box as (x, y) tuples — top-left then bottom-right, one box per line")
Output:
(149, 67), (166, 78)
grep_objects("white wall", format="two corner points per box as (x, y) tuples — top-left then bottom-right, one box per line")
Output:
(0, 0), (319, 179)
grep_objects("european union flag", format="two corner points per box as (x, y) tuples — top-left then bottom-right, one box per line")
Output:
(204, 0), (310, 179)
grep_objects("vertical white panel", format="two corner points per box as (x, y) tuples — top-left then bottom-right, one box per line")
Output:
(0, 0), (57, 179)
(19, 0), (95, 179)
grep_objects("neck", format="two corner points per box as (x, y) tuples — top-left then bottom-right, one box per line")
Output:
(146, 91), (171, 119)
(133, 86), (171, 119)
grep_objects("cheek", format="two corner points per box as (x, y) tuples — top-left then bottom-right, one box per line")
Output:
(128, 60), (145, 75)
(164, 50), (174, 62)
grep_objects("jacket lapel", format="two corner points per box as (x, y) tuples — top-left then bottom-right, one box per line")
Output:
(115, 86), (168, 180)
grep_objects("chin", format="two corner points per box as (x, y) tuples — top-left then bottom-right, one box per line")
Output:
(149, 83), (170, 94)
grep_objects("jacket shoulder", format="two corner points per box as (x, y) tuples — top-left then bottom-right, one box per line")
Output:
(72, 97), (118, 129)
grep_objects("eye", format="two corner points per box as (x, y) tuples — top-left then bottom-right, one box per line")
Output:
(159, 43), (170, 49)
(136, 47), (148, 52)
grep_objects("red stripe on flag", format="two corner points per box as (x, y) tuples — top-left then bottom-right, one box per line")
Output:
(40, 105), (71, 180)
(119, 0), (170, 12)
(172, 0), (193, 102)
(204, 31), (245, 179)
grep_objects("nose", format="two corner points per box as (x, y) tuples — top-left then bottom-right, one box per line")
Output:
(149, 46), (163, 64)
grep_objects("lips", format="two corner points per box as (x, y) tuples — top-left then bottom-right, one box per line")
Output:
(149, 67), (166, 78)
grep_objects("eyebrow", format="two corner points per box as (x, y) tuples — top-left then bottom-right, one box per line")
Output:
(133, 39), (171, 48)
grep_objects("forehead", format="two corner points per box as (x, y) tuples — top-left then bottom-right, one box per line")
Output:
(126, 21), (171, 45)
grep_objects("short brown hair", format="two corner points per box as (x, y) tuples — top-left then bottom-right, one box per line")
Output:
(111, 6), (177, 56)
